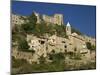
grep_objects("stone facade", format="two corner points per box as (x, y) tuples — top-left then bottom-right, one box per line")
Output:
(42, 14), (63, 25)
(54, 14), (63, 25)
(12, 32), (95, 64)
(11, 14), (24, 29)
(12, 12), (63, 26)
(42, 15), (54, 24)
(12, 47), (39, 64)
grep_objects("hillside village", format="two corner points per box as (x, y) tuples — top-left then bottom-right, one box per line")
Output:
(12, 12), (96, 74)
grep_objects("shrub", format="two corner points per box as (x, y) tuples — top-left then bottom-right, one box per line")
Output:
(12, 56), (28, 68)
(67, 52), (75, 56)
(39, 55), (46, 64)
(18, 38), (29, 50)
(20, 12), (37, 33)
(86, 42), (96, 50)
(48, 52), (65, 63)
(73, 52), (82, 60)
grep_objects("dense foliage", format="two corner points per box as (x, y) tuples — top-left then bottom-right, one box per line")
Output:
(18, 38), (29, 50)
(48, 52), (65, 63)
(86, 42), (96, 50)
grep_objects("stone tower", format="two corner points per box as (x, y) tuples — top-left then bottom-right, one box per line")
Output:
(54, 14), (63, 25)
(66, 22), (71, 36)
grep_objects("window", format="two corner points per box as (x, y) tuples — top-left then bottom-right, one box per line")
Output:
(64, 45), (67, 48)
(52, 39), (55, 42)
(16, 21), (17, 23)
(62, 41), (65, 43)
(69, 43), (72, 45)
(65, 49), (67, 52)
(39, 40), (45, 44)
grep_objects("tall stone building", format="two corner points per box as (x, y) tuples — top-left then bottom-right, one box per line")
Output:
(54, 14), (63, 25)
(66, 22), (71, 39)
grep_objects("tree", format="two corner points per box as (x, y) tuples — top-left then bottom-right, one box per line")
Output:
(86, 42), (92, 49)
(18, 38), (29, 50)
(48, 52), (65, 63)
(21, 23), (35, 33)
(27, 12), (37, 25)
(86, 42), (96, 50)
(21, 12), (37, 33)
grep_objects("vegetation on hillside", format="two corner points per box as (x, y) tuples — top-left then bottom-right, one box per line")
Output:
(48, 52), (65, 63)
(18, 12), (67, 38)
(18, 38), (29, 50)
(86, 42), (96, 51)
(12, 52), (96, 74)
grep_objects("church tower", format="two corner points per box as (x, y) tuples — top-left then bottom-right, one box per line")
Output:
(66, 22), (71, 36)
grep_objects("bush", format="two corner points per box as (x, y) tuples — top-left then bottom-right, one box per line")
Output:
(21, 23), (35, 33)
(18, 38), (29, 50)
(39, 55), (46, 64)
(67, 52), (75, 56)
(12, 56), (28, 68)
(73, 52), (81, 60)
(20, 12), (37, 33)
(48, 52), (65, 63)
(86, 42), (96, 50)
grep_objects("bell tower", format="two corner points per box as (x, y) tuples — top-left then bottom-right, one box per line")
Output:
(66, 22), (71, 36)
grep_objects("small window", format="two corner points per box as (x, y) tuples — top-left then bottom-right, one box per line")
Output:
(38, 40), (41, 43)
(49, 56), (53, 60)
(39, 40), (45, 44)
(65, 49), (67, 52)
(82, 54), (85, 56)
(62, 41), (65, 43)
(64, 45), (67, 48)
(53, 39), (55, 42)
(17, 52), (19, 55)
(74, 48), (77, 51)
(69, 43), (72, 45)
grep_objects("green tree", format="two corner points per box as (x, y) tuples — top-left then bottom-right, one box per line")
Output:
(86, 42), (92, 49)
(86, 42), (96, 50)
(18, 38), (29, 50)
(21, 12), (37, 33)
(55, 25), (67, 38)
(27, 12), (37, 25)
(49, 52), (65, 63)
